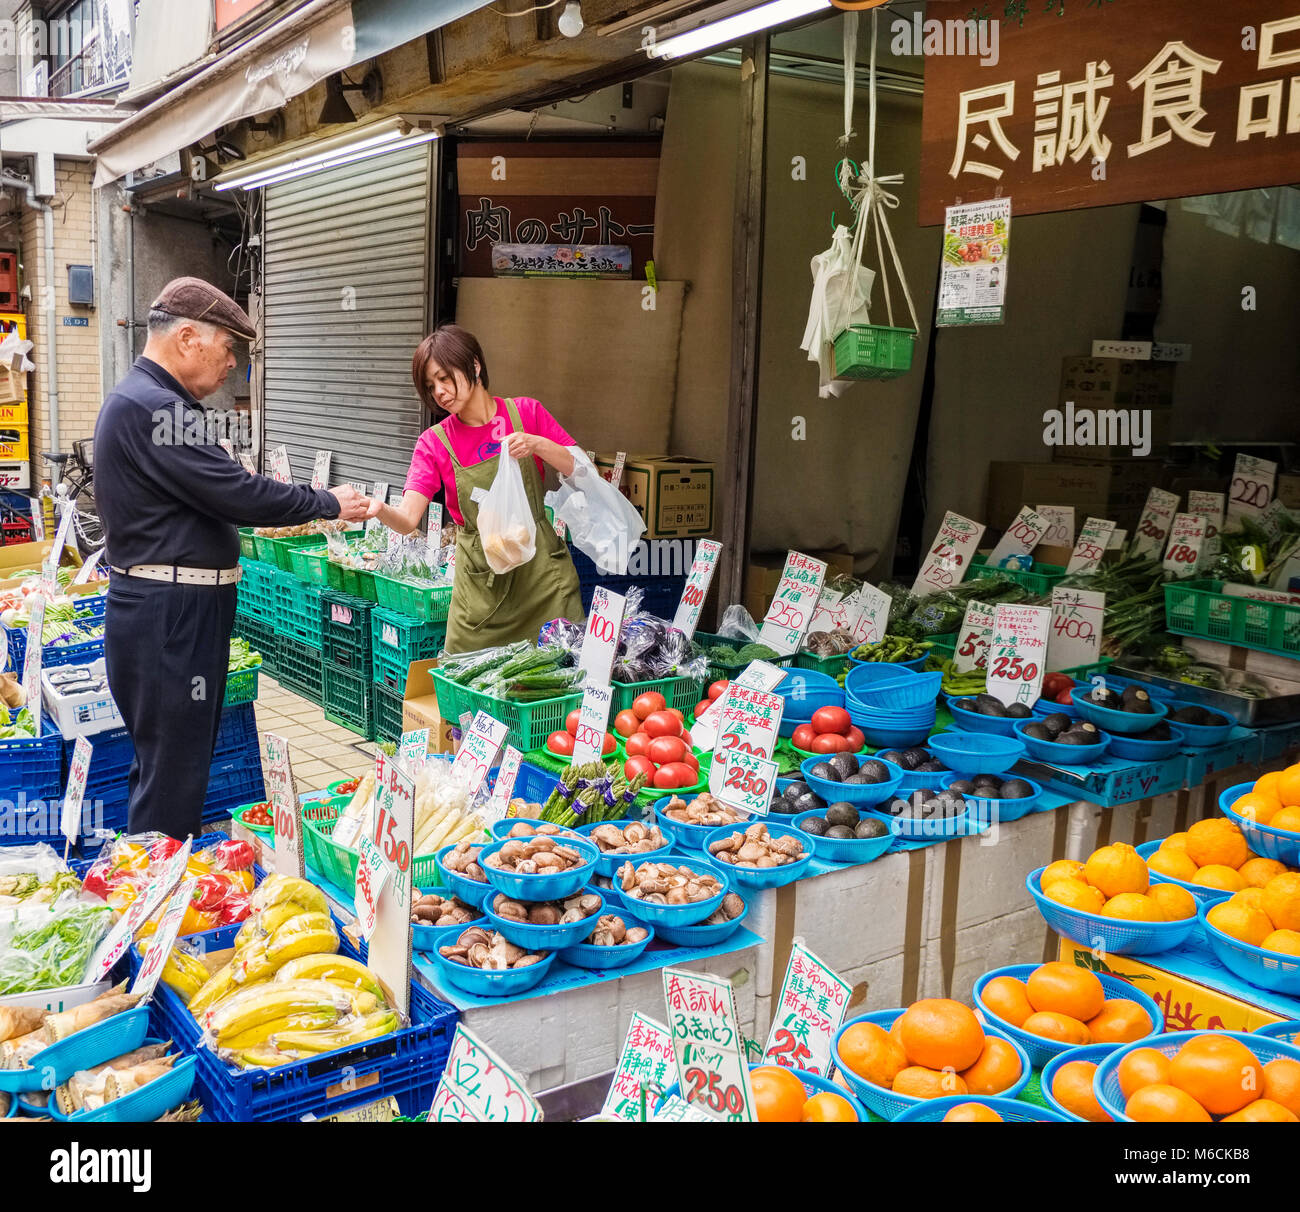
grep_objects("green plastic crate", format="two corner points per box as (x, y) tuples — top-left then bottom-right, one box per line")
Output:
(791, 652), (850, 677)
(1164, 578), (1300, 659)
(289, 545), (330, 586)
(233, 614), (278, 676)
(223, 661), (261, 706)
(237, 558), (278, 622)
(609, 674), (703, 715)
(371, 609), (447, 694)
(694, 631), (794, 683)
(277, 637), (324, 703)
(238, 528), (258, 560)
(1060, 657), (1114, 680)
(254, 532), (328, 573)
(969, 555), (1066, 596)
(302, 799), (357, 891)
(832, 324), (916, 381)
(321, 589), (374, 673)
(373, 573), (453, 624)
(323, 663), (374, 739)
(276, 577), (325, 650)
(431, 670), (581, 752)
(325, 558), (378, 602)
(373, 680), (405, 743)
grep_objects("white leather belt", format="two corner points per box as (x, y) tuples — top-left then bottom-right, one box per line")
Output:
(110, 564), (242, 586)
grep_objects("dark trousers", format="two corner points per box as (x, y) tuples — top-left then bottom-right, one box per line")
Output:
(104, 574), (238, 838)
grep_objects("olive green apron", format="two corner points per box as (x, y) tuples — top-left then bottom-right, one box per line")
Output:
(436, 396), (585, 654)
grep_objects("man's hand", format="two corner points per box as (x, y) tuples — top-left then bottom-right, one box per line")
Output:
(329, 484), (373, 522)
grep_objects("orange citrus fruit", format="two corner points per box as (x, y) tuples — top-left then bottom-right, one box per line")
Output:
(1232, 793), (1281, 827)
(1239, 857), (1288, 888)
(1230, 887), (1267, 912)
(1262, 929), (1300, 956)
(1084, 843), (1149, 898)
(893, 1066), (968, 1100)
(1101, 892), (1165, 921)
(897, 999), (985, 1072)
(837, 1021), (907, 1088)
(1149, 883), (1197, 921)
(1161, 832), (1189, 854)
(1118, 1047), (1171, 1099)
(1087, 999), (1152, 1044)
(1022, 1011), (1091, 1046)
(942, 1102), (1002, 1122)
(1261, 1058), (1300, 1116)
(1262, 873), (1300, 931)
(1026, 962), (1105, 1021)
(750, 1065), (811, 1122)
(1270, 806), (1300, 835)
(801, 1091), (857, 1122)
(1222, 1098), (1298, 1122)
(1191, 865), (1246, 893)
(1043, 878), (1106, 915)
(1051, 1060), (1112, 1122)
(981, 975), (1034, 1028)
(1147, 849), (1197, 881)
(1126, 1084), (1212, 1122)
(960, 1037), (1022, 1096)
(1041, 859), (1085, 888)
(1186, 819), (1250, 869)
(1168, 1035), (1263, 1116)
(1206, 901), (1274, 948)
(1254, 771), (1283, 800)
(889, 1017), (906, 1048)
(1276, 765), (1300, 807)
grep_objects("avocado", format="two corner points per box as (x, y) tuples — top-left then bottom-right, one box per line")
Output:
(1004, 702), (1032, 719)
(876, 750), (905, 765)
(860, 759), (892, 782)
(810, 761), (840, 782)
(915, 760), (946, 773)
(785, 780), (811, 800)
(1040, 713), (1072, 737)
(798, 816), (828, 836)
(975, 694), (1009, 717)
(972, 785), (1002, 799)
(829, 752), (860, 780)
(1145, 722), (1173, 741)
(824, 824), (856, 840)
(1057, 730), (1096, 745)
(953, 697), (977, 712)
(1089, 686), (1121, 710)
(1170, 705), (1209, 726)
(883, 797), (910, 817)
(1023, 722), (1052, 741)
(793, 791), (825, 814)
(826, 802), (861, 827)
(1001, 778), (1035, 798)
(947, 779), (976, 795)
(1121, 685), (1155, 713)
(855, 817), (889, 840)
(902, 747), (931, 768)
(769, 793), (798, 815)
(843, 771), (872, 785)
(1075, 720), (1099, 735)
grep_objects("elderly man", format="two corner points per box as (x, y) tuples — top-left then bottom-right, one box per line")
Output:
(95, 277), (375, 837)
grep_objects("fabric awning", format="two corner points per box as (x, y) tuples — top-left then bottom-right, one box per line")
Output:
(89, 0), (484, 187)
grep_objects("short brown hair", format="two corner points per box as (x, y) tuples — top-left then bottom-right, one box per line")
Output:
(411, 325), (488, 410)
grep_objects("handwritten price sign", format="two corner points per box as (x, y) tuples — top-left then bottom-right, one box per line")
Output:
(1162, 512), (1207, 579)
(758, 550), (827, 656)
(311, 450), (332, 489)
(663, 969), (755, 1122)
(88, 839), (193, 982)
(985, 505), (1050, 569)
(61, 736), (92, 846)
(21, 595), (45, 732)
(1188, 491), (1225, 556)
(694, 661), (785, 753)
(707, 684), (783, 800)
(425, 502), (444, 560)
(451, 711), (508, 796)
(807, 586), (847, 637)
(763, 942), (851, 1078)
(263, 732), (303, 878)
(602, 1013), (676, 1121)
(1035, 505), (1075, 550)
(953, 600), (997, 674)
(848, 582), (891, 646)
(268, 444), (293, 484)
(579, 586), (627, 683)
(1066, 516), (1116, 574)
(431, 1025), (542, 1122)
(1047, 587), (1105, 673)
(715, 749), (779, 816)
(672, 539), (722, 639)
(398, 728), (430, 775)
(1130, 487), (1180, 558)
(912, 511), (984, 597)
(484, 745), (524, 827)
(368, 751), (416, 1016)
(1227, 453), (1276, 525)
(570, 682), (614, 766)
(128, 878), (198, 1000)
(986, 603), (1052, 708)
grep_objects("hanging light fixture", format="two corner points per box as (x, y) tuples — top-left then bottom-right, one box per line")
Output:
(317, 67), (385, 125)
(557, 0), (584, 37)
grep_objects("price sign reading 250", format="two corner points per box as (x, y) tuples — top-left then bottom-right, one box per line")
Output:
(683, 1067), (746, 1116)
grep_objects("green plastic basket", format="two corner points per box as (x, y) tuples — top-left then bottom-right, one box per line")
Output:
(373, 679), (405, 743)
(792, 652), (850, 677)
(254, 532), (328, 573)
(370, 607), (446, 694)
(238, 528), (258, 560)
(325, 559), (378, 602)
(694, 631), (794, 683)
(223, 662), (261, 706)
(373, 573), (453, 624)
(233, 800), (273, 838)
(277, 637), (324, 703)
(302, 799), (356, 891)
(832, 324), (916, 381)
(928, 633), (958, 658)
(290, 545), (330, 586)
(431, 671), (581, 752)
(1164, 578), (1300, 659)
(610, 674), (703, 715)
(323, 664), (375, 740)
(969, 555), (1066, 596)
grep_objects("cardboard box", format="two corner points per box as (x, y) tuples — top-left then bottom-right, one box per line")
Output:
(0, 539), (82, 586)
(402, 658), (459, 755)
(744, 551), (855, 622)
(985, 462), (1111, 532)
(596, 454), (714, 539)
(1060, 356), (1176, 409)
(1051, 456), (1167, 531)
(1278, 474), (1300, 510)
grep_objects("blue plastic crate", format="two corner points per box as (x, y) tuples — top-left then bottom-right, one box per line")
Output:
(203, 756), (266, 824)
(213, 703), (259, 761)
(136, 922), (458, 1122)
(7, 617), (105, 673)
(568, 543), (688, 619)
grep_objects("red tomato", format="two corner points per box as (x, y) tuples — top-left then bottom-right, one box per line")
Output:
(613, 709), (641, 738)
(708, 680), (729, 701)
(565, 709), (582, 737)
(624, 732), (652, 758)
(643, 710), (683, 739)
(845, 726), (866, 752)
(680, 728), (692, 747)
(652, 766), (682, 789)
(679, 750), (699, 773)
(667, 708), (685, 724)
(624, 755), (656, 780)
(1055, 688), (1074, 705)
(791, 723), (818, 752)
(811, 733), (845, 754)
(658, 762), (698, 788)
(811, 706), (852, 736)
(693, 700), (713, 719)
(1042, 672), (1074, 698)
(546, 730), (575, 756)
(647, 736), (688, 766)
(602, 732), (617, 755)
(633, 691), (667, 720)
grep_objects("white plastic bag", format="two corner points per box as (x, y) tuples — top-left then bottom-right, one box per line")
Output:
(478, 453), (536, 575)
(546, 449), (646, 576)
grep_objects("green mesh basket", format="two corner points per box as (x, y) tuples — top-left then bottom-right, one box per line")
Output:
(832, 325), (916, 381)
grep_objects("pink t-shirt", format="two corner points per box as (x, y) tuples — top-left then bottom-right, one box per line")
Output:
(403, 396), (575, 525)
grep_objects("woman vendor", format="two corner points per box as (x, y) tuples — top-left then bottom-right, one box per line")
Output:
(373, 324), (585, 652)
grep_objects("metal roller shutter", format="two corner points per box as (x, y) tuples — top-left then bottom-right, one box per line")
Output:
(262, 142), (434, 490)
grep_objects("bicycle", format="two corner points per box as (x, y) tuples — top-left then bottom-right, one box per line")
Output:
(41, 439), (105, 551)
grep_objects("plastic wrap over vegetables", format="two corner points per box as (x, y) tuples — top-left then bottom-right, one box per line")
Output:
(538, 617), (584, 658)
(0, 898), (113, 995)
(717, 604), (762, 643)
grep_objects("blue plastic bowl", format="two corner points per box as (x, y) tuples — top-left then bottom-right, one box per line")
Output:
(612, 863), (731, 926)
(834, 1010), (1031, 1121)
(893, 1095), (1069, 1123)
(1012, 719), (1110, 767)
(778, 711), (815, 738)
(652, 795), (747, 852)
(576, 818), (676, 877)
(888, 806), (978, 842)
(896, 764), (952, 792)
(846, 665), (941, 711)
(1254, 1020), (1300, 1045)
(48, 1051), (195, 1123)
(559, 914), (656, 969)
(851, 717), (936, 749)
(1199, 894), (1300, 996)
(844, 696), (936, 724)
(1134, 839), (1222, 905)
(661, 1064), (871, 1121)
(1032, 692), (1082, 720)
(945, 698), (1024, 737)
(928, 731), (1026, 775)
(1026, 866), (1199, 955)
(941, 773), (1043, 823)
(703, 820), (814, 888)
(482, 884), (607, 951)
(792, 810), (894, 864)
(1094, 1030), (1300, 1122)
(434, 844), (494, 908)
(0, 1006), (151, 1095)
(1164, 699), (1235, 747)
(848, 655), (927, 673)
(412, 919), (478, 955)
(1220, 781), (1300, 866)
(1106, 729), (1185, 761)
(429, 947), (556, 998)
(1094, 674), (1177, 703)
(973, 963), (1163, 1070)
(800, 755), (903, 806)
(652, 890), (749, 947)
(489, 817), (584, 842)
(1039, 1044), (1124, 1121)
(775, 670), (844, 714)
(478, 835), (599, 901)
(1070, 686), (1169, 735)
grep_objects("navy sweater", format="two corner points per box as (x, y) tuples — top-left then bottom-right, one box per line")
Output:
(94, 357), (339, 569)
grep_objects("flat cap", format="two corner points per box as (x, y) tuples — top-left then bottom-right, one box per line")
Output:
(151, 276), (256, 340)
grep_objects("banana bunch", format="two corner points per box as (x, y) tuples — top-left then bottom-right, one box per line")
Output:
(159, 948), (211, 1005)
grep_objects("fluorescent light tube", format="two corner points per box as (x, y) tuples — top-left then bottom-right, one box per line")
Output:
(649, 0), (831, 59)
(225, 129), (440, 190)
